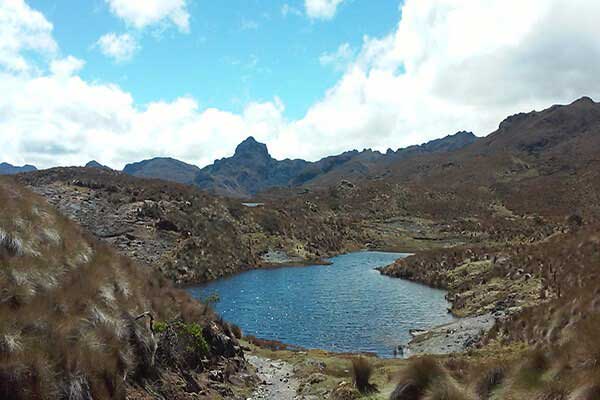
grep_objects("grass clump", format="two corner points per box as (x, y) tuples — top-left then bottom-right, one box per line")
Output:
(351, 357), (377, 394)
(474, 365), (506, 399)
(390, 356), (448, 400)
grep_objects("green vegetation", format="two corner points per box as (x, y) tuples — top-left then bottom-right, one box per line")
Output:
(154, 321), (168, 333)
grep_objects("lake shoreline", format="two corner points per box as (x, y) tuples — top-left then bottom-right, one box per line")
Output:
(188, 251), (457, 359)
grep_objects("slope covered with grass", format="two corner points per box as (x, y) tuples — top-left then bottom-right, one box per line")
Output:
(0, 177), (247, 399)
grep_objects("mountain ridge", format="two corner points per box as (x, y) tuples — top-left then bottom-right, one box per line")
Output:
(0, 162), (37, 175)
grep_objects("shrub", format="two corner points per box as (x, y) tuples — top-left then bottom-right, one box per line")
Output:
(178, 322), (209, 356)
(154, 321), (168, 334)
(351, 357), (376, 394)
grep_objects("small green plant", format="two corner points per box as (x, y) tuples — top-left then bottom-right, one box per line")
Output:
(177, 322), (209, 356)
(203, 292), (220, 306)
(154, 321), (167, 333)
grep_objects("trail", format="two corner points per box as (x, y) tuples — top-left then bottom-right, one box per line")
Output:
(247, 355), (301, 400)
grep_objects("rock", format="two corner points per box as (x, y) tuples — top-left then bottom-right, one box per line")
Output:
(209, 370), (224, 382)
(203, 322), (243, 358)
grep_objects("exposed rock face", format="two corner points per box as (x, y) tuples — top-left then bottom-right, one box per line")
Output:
(123, 157), (200, 185)
(0, 162), (37, 175)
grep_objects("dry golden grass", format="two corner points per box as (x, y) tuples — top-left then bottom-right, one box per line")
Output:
(0, 177), (210, 399)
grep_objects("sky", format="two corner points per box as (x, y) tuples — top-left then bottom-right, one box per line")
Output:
(1, 0), (600, 169)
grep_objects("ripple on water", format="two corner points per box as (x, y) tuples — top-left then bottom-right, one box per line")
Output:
(188, 251), (455, 357)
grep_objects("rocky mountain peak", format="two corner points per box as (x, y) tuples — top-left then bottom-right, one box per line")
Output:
(233, 136), (271, 160)
(85, 160), (110, 170)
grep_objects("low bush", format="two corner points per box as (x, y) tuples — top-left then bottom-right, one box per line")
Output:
(178, 322), (210, 356)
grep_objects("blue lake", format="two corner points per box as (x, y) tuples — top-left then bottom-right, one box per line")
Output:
(188, 251), (454, 357)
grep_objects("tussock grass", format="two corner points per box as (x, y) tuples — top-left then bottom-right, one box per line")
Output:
(0, 177), (211, 399)
(423, 378), (473, 400)
(390, 356), (448, 400)
(474, 364), (507, 399)
(351, 356), (376, 394)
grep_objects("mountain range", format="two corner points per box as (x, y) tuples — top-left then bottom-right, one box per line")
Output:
(0, 162), (37, 175)
(2, 131), (477, 197)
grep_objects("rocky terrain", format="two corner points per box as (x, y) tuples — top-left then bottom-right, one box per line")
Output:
(16, 168), (387, 285)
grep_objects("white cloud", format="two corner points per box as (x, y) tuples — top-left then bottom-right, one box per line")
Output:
(0, 0), (57, 72)
(105, 0), (190, 32)
(282, 4), (302, 17)
(96, 33), (139, 62)
(49, 56), (85, 77)
(3, 0), (600, 171)
(319, 43), (354, 71)
(305, 0), (344, 20)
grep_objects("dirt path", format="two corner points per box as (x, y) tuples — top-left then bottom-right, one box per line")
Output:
(247, 355), (302, 400)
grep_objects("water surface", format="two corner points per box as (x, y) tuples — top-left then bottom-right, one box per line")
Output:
(188, 251), (454, 357)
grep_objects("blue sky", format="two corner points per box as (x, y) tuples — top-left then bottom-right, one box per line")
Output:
(28, 0), (402, 119)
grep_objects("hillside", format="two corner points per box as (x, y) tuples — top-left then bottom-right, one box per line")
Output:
(0, 177), (253, 399)
(123, 157), (200, 185)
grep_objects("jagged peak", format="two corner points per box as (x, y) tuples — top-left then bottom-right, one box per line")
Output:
(234, 136), (270, 159)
